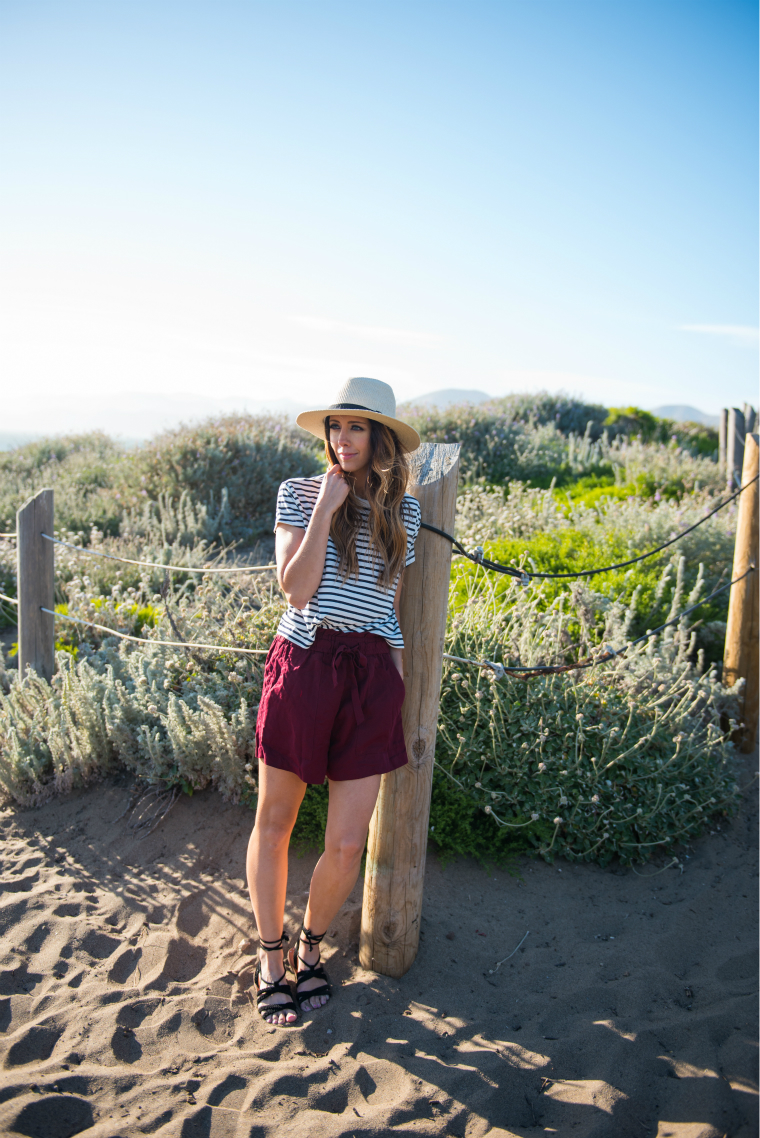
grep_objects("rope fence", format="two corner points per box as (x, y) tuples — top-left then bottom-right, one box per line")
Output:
(2, 463), (756, 685)
(1, 590), (267, 655)
(442, 565), (754, 680)
(421, 472), (758, 583)
(1, 474), (753, 584)
(3, 563), (754, 677)
(40, 534), (276, 574)
(40, 607), (268, 656)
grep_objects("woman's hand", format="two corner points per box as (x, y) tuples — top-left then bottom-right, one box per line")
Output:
(315, 464), (350, 517)
(276, 468), (349, 609)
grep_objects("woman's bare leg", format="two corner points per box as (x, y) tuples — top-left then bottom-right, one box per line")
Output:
(296, 773), (381, 1011)
(246, 762), (306, 1025)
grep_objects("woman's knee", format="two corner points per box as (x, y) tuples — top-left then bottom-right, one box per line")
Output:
(253, 811), (295, 850)
(325, 834), (365, 869)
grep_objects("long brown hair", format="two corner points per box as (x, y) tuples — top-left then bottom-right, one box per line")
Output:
(324, 418), (410, 588)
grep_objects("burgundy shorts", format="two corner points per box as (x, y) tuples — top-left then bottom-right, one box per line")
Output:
(256, 629), (408, 784)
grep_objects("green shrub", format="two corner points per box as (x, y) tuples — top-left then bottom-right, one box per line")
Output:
(0, 571), (283, 805)
(428, 770), (531, 866)
(453, 539), (732, 658)
(128, 414), (322, 539)
(0, 415), (322, 551)
(401, 398), (721, 488)
(605, 408), (718, 457)
(402, 392), (609, 441)
(604, 407), (661, 442)
(0, 433), (128, 536)
(436, 568), (741, 865)
(401, 407), (610, 485)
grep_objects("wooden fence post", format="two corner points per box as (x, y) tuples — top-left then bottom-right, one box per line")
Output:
(360, 442), (460, 978)
(718, 409), (727, 476)
(726, 408), (746, 492)
(744, 404), (757, 435)
(723, 433), (759, 753)
(17, 489), (55, 682)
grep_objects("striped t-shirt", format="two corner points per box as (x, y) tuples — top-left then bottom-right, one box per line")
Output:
(273, 476), (422, 649)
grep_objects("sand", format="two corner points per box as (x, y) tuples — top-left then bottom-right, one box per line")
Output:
(0, 751), (756, 1138)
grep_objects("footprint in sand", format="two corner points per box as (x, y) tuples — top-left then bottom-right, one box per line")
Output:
(80, 930), (121, 961)
(2, 872), (40, 893)
(7, 1095), (94, 1138)
(153, 937), (207, 987)
(206, 1072), (248, 1108)
(52, 902), (81, 918)
(115, 998), (161, 1029)
(108, 947), (142, 986)
(175, 892), (209, 937)
(109, 1024), (143, 1064)
(4, 1022), (63, 1066)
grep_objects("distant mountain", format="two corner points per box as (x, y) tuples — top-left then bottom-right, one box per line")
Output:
(651, 405), (720, 427)
(404, 388), (492, 409)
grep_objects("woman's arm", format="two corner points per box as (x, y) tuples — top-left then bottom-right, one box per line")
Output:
(276, 466), (349, 610)
(389, 572), (404, 679)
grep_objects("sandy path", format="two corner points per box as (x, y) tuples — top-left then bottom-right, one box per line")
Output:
(0, 753), (756, 1138)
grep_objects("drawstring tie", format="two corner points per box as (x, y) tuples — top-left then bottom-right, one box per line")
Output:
(331, 643), (368, 724)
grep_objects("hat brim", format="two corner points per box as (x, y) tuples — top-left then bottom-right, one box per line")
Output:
(296, 408), (420, 454)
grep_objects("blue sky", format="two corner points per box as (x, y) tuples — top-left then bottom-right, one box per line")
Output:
(1, 0), (757, 435)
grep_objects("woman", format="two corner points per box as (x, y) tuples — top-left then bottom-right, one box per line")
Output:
(246, 377), (421, 1025)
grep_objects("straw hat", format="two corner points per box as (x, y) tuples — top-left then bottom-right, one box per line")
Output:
(296, 377), (420, 454)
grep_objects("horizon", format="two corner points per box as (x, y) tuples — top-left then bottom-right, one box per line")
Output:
(0, 387), (733, 451)
(1, 1), (757, 434)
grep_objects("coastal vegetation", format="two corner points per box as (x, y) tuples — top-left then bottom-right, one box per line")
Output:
(0, 399), (742, 866)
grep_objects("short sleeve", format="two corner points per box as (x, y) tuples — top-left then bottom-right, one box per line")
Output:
(274, 481), (307, 532)
(403, 497), (422, 566)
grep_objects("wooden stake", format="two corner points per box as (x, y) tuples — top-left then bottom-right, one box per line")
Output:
(360, 442), (460, 978)
(726, 408), (746, 492)
(17, 489), (55, 682)
(723, 433), (759, 753)
(718, 409), (727, 475)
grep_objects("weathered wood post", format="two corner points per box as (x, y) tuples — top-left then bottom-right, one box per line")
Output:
(360, 442), (460, 977)
(726, 408), (746, 492)
(718, 409), (727, 476)
(17, 489), (55, 682)
(723, 433), (759, 753)
(744, 404), (757, 435)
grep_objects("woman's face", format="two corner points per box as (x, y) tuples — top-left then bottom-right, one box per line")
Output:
(328, 415), (372, 477)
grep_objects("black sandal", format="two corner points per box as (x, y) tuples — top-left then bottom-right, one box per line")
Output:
(254, 932), (299, 1024)
(288, 926), (332, 1012)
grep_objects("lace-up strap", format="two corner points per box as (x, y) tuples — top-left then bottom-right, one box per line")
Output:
(259, 931), (289, 952)
(289, 926), (332, 1010)
(299, 927), (325, 953)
